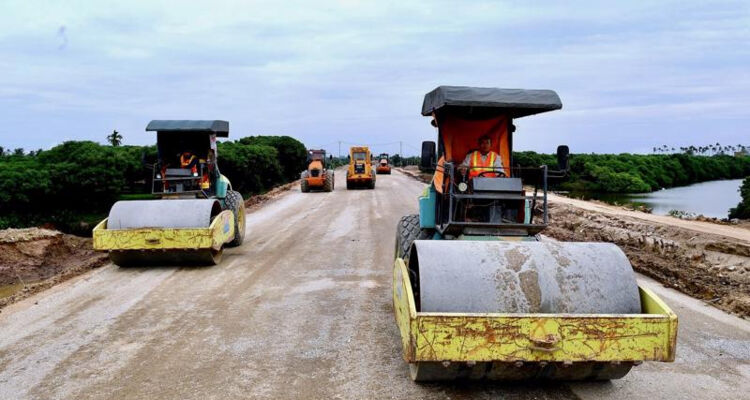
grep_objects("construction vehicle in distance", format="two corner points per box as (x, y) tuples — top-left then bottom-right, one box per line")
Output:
(393, 86), (677, 381)
(301, 149), (334, 192)
(346, 146), (376, 189)
(93, 120), (246, 266)
(376, 153), (391, 174)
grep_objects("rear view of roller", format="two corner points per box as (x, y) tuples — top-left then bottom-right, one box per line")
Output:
(93, 120), (246, 267)
(392, 86), (678, 382)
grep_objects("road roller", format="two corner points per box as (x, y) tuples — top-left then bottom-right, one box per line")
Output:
(93, 120), (246, 266)
(393, 86), (677, 381)
(376, 153), (391, 174)
(301, 149), (334, 192)
(346, 146), (376, 189)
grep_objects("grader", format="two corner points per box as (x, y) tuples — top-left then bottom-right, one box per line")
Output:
(93, 120), (245, 266)
(346, 146), (376, 189)
(393, 86), (678, 381)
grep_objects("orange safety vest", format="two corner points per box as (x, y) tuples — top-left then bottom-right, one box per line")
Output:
(180, 154), (198, 174)
(469, 151), (498, 178)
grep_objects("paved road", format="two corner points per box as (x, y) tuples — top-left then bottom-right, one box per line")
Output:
(1, 170), (749, 399)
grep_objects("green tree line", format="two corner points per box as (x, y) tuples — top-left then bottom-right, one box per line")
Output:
(729, 177), (750, 219)
(0, 136), (307, 234)
(513, 152), (750, 193)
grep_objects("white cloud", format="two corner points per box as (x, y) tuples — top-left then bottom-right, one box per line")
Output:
(0, 0), (748, 154)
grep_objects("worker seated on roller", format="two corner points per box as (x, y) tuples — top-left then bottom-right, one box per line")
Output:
(458, 134), (505, 179)
(179, 151), (200, 177)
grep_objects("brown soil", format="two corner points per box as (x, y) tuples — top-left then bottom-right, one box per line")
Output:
(0, 228), (108, 309)
(244, 180), (298, 211)
(544, 202), (750, 318)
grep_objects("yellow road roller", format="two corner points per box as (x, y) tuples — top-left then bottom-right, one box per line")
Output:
(393, 86), (677, 381)
(93, 120), (245, 266)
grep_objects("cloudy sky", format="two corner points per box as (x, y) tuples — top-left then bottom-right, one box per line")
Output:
(1, 0), (748, 156)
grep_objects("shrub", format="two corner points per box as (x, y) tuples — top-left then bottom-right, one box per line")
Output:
(729, 177), (750, 219)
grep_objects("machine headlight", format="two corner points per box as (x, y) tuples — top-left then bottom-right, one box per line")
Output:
(156, 174), (162, 179)
(193, 172), (199, 177)
(458, 182), (468, 192)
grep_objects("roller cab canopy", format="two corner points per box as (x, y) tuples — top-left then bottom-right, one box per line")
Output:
(424, 86), (562, 175)
(146, 120), (229, 137)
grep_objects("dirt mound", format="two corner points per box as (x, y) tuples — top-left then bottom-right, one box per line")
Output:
(244, 181), (298, 210)
(544, 203), (750, 318)
(0, 228), (108, 308)
(396, 166), (432, 183)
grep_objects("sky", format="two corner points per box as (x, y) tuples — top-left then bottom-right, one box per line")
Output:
(0, 0), (748, 156)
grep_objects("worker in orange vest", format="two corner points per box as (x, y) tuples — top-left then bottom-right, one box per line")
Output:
(180, 151), (199, 176)
(459, 135), (504, 178)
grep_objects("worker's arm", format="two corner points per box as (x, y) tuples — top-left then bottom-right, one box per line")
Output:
(459, 153), (472, 168)
(186, 156), (199, 169)
(493, 153), (506, 175)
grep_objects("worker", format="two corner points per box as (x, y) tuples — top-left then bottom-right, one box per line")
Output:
(459, 134), (504, 178)
(180, 151), (199, 176)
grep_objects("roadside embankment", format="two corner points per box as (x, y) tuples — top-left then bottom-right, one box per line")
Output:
(397, 166), (750, 318)
(0, 228), (108, 309)
(545, 201), (750, 318)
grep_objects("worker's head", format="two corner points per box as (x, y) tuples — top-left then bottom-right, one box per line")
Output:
(478, 135), (492, 155)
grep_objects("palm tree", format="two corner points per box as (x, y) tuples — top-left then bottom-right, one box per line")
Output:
(107, 130), (123, 146)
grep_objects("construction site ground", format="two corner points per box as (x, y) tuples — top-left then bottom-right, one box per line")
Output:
(1, 169), (749, 399)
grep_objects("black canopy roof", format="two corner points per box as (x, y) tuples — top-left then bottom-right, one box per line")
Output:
(145, 120), (229, 137)
(422, 86), (562, 118)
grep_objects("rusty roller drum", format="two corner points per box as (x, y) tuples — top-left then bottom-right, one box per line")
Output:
(107, 199), (224, 267)
(407, 240), (641, 381)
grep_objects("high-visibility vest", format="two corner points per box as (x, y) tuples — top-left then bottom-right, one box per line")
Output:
(180, 154), (198, 174)
(469, 151), (498, 178)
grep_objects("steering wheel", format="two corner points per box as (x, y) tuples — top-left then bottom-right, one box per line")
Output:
(478, 171), (506, 178)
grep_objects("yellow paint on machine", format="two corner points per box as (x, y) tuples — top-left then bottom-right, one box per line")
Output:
(393, 258), (678, 363)
(92, 210), (235, 251)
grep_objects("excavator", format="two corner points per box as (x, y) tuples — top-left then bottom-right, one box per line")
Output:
(393, 86), (677, 381)
(93, 120), (245, 266)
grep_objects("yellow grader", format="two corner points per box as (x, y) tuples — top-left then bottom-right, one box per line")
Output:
(346, 146), (376, 189)
(301, 149), (334, 192)
(93, 120), (245, 266)
(393, 86), (678, 381)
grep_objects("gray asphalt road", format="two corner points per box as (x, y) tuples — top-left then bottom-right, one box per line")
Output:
(1, 170), (749, 399)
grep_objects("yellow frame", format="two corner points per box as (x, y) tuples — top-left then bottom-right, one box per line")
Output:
(92, 210), (235, 251)
(393, 258), (677, 363)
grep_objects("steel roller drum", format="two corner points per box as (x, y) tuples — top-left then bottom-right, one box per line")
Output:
(107, 199), (221, 229)
(410, 240), (641, 314)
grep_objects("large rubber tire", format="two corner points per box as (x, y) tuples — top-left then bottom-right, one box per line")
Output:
(224, 190), (246, 247)
(301, 180), (310, 192)
(323, 172), (333, 192)
(369, 177), (375, 189)
(395, 214), (433, 264)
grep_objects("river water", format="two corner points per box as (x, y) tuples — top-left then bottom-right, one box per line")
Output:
(567, 179), (744, 219)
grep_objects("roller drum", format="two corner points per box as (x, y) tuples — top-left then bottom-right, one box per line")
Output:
(410, 240), (640, 314)
(107, 199), (222, 229)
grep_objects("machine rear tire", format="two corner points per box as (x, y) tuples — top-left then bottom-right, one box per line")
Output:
(395, 214), (433, 264)
(225, 190), (246, 247)
(301, 180), (310, 192)
(323, 173), (333, 192)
